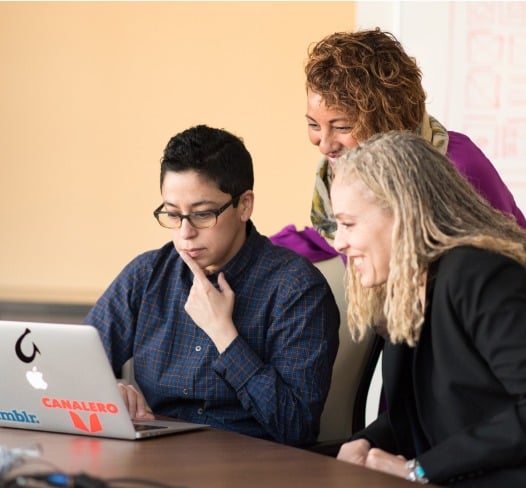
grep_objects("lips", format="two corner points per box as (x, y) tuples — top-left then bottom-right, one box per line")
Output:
(327, 154), (342, 168)
(182, 248), (204, 258)
(352, 257), (364, 273)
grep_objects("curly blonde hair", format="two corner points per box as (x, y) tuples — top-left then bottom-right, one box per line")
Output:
(335, 131), (526, 346)
(305, 28), (426, 142)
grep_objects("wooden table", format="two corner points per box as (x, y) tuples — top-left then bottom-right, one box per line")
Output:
(0, 427), (432, 487)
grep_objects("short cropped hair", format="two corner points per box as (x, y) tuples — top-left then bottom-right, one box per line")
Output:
(160, 125), (254, 202)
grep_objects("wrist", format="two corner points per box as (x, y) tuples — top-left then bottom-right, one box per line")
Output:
(405, 459), (429, 484)
(215, 328), (238, 354)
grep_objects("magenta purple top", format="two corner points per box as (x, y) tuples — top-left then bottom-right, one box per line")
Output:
(270, 131), (526, 262)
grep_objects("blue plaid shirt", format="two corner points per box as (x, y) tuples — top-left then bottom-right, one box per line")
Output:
(84, 222), (339, 446)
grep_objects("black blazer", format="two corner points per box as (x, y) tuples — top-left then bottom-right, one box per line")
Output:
(356, 247), (526, 486)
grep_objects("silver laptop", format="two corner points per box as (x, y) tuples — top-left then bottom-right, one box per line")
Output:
(0, 320), (208, 440)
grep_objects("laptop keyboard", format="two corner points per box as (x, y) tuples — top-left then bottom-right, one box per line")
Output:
(133, 423), (168, 432)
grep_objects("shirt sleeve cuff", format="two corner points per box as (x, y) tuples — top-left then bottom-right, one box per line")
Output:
(212, 335), (263, 391)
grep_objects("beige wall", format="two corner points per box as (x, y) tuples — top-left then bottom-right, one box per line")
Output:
(0, 1), (355, 303)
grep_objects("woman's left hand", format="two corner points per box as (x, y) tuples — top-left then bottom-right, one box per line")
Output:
(365, 448), (410, 479)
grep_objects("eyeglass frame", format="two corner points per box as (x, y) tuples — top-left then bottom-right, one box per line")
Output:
(153, 192), (244, 229)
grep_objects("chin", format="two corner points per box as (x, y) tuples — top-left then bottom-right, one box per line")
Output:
(360, 276), (383, 288)
(359, 277), (373, 288)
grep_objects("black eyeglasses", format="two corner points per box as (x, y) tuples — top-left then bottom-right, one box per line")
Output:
(153, 194), (242, 229)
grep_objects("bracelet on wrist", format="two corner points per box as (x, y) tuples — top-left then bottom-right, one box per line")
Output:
(405, 459), (429, 484)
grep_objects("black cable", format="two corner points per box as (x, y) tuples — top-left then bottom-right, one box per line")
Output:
(2, 473), (186, 488)
(1, 446), (184, 488)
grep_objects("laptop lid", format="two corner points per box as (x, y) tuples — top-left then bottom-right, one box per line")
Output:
(0, 320), (207, 440)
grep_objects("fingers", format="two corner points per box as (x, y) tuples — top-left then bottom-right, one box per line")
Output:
(337, 440), (409, 480)
(178, 250), (208, 285)
(180, 252), (232, 298)
(337, 439), (370, 466)
(118, 382), (136, 417)
(365, 448), (408, 479)
(117, 382), (155, 420)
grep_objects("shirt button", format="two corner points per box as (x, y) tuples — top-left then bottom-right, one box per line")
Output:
(197, 408), (204, 415)
(195, 345), (202, 352)
(183, 388), (189, 395)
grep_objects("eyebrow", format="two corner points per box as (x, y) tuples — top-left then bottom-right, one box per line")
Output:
(305, 114), (351, 124)
(333, 212), (355, 220)
(163, 200), (218, 210)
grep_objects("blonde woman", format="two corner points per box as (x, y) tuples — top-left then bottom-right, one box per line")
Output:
(331, 131), (526, 487)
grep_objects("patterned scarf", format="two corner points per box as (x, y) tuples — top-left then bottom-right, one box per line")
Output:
(310, 113), (449, 242)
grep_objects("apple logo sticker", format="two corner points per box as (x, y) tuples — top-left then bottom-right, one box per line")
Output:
(26, 366), (48, 390)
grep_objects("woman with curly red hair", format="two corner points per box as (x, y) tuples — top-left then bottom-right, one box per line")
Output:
(304, 28), (525, 241)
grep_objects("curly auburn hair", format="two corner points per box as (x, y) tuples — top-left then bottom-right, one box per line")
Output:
(305, 28), (426, 142)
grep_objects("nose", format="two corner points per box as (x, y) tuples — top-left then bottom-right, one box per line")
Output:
(332, 227), (347, 255)
(177, 218), (198, 239)
(317, 130), (340, 157)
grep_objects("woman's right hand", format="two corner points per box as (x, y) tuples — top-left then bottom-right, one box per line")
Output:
(337, 438), (371, 466)
(117, 382), (155, 420)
